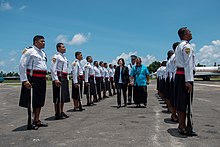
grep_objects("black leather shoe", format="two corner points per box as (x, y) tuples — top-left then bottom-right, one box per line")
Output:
(61, 112), (69, 118)
(178, 127), (187, 135)
(117, 105), (121, 109)
(34, 120), (48, 127)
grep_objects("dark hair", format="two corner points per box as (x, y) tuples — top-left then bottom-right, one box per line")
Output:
(56, 43), (63, 51)
(104, 63), (108, 66)
(33, 35), (44, 45)
(117, 58), (125, 66)
(172, 42), (180, 51)
(178, 27), (188, 39)
(109, 64), (112, 67)
(93, 61), (98, 65)
(161, 61), (167, 66)
(86, 56), (92, 61)
(75, 51), (81, 58)
(99, 61), (103, 66)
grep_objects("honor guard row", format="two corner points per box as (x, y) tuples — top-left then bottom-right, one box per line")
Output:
(156, 27), (197, 136)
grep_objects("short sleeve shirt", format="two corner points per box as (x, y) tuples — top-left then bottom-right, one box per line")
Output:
(130, 65), (150, 86)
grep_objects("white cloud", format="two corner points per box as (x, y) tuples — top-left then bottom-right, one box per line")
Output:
(111, 51), (157, 66)
(19, 5), (27, 11)
(55, 33), (91, 45)
(196, 40), (220, 66)
(0, 61), (5, 66)
(10, 58), (15, 62)
(0, 1), (12, 11)
(9, 50), (17, 56)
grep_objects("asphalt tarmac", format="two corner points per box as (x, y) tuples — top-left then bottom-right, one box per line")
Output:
(0, 80), (220, 147)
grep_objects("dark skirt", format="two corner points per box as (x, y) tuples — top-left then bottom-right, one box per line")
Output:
(156, 77), (159, 90)
(164, 77), (170, 100)
(95, 77), (101, 95)
(84, 77), (96, 95)
(170, 77), (175, 107)
(72, 79), (83, 100)
(101, 77), (104, 91)
(19, 76), (46, 109)
(52, 77), (70, 103)
(105, 78), (110, 91)
(174, 74), (193, 112)
(133, 86), (148, 104)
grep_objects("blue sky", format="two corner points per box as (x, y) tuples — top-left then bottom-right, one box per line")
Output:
(1, 0), (220, 72)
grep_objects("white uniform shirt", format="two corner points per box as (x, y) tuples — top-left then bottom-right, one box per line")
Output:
(169, 54), (176, 80)
(156, 67), (162, 80)
(84, 62), (95, 83)
(19, 46), (47, 82)
(109, 68), (114, 78)
(175, 40), (195, 82)
(94, 66), (101, 77)
(50, 52), (68, 81)
(128, 63), (135, 75)
(104, 67), (109, 80)
(160, 66), (166, 80)
(72, 59), (84, 84)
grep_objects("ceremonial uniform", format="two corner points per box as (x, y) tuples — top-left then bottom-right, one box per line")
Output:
(130, 65), (150, 105)
(104, 67), (111, 95)
(19, 46), (47, 109)
(160, 66), (166, 95)
(99, 66), (105, 92)
(156, 67), (162, 92)
(109, 67), (115, 95)
(94, 66), (102, 100)
(165, 59), (171, 100)
(174, 40), (195, 112)
(84, 62), (96, 96)
(72, 59), (84, 100)
(169, 54), (176, 107)
(50, 52), (70, 104)
(128, 63), (135, 104)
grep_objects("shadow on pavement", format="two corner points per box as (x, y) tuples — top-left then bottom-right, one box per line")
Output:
(164, 118), (178, 124)
(161, 110), (171, 114)
(44, 116), (56, 121)
(167, 128), (188, 138)
(12, 125), (28, 132)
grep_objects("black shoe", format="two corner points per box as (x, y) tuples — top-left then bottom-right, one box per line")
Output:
(61, 112), (69, 118)
(178, 127), (187, 135)
(27, 123), (39, 130)
(79, 108), (85, 111)
(127, 102), (132, 105)
(55, 115), (60, 120)
(34, 120), (48, 127)
(117, 105), (121, 109)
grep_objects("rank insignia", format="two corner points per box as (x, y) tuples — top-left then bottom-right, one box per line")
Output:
(52, 58), (56, 63)
(185, 48), (190, 54)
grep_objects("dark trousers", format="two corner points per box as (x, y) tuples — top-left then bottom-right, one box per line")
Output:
(128, 85), (133, 103)
(116, 83), (127, 106)
(110, 79), (116, 94)
(95, 77), (102, 99)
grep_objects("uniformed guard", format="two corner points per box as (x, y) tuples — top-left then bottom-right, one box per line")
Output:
(156, 62), (161, 96)
(84, 56), (96, 106)
(109, 64), (116, 96)
(19, 35), (48, 130)
(175, 27), (197, 136)
(169, 42), (180, 122)
(130, 57), (150, 107)
(71, 51), (85, 111)
(99, 61), (108, 98)
(127, 55), (137, 105)
(94, 61), (102, 101)
(165, 50), (174, 112)
(160, 61), (167, 100)
(104, 63), (111, 97)
(50, 43), (70, 120)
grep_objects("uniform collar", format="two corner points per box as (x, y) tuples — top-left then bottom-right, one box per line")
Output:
(33, 45), (42, 52)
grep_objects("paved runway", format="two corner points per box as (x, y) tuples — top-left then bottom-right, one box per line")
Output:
(0, 80), (220, 147)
